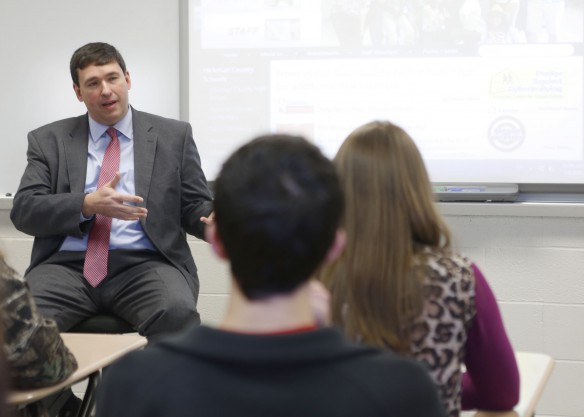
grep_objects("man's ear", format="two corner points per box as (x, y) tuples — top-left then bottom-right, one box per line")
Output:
(205, 224), (228, 260)
(73, 83), (83, 102)
(125, 71), (132, 90)
(324, 229), (346, 263)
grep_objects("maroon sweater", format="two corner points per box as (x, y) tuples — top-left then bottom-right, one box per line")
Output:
(462, 264), (520, 411)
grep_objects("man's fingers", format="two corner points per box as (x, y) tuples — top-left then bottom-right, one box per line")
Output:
(119, 194), (144, 205)
(114, 206), (148, 220)
(121, 204), (148, 217)
(105, 172), (121, 189)
(200, 211), (215, 225)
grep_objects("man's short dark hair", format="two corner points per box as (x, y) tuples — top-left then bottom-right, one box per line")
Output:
(70, 42), (127, 86)
(214, 134), (344, 300)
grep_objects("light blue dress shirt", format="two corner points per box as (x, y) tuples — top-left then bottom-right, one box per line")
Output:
(60, 109), (155, 252)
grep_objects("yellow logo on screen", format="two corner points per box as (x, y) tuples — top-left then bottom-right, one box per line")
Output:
(490, 68), (564, 99)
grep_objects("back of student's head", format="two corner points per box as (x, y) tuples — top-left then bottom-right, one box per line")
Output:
(322, 120), (451, 352)
(214, 134), (343, 300)
(334, 120), (448, 248)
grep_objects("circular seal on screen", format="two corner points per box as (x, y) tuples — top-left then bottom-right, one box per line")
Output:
(488, 116), (525, 152)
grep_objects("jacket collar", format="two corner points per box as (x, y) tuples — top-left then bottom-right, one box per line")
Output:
(156, 325), (382, 366)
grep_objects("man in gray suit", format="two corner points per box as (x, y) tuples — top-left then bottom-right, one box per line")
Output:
(10, 42), (214, 339)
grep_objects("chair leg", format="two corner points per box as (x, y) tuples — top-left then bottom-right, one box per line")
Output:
(77, 371), (100, 417)
(43, 388), (74, 417)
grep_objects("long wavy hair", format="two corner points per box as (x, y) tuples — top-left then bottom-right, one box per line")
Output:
(319, 121), (451, 353)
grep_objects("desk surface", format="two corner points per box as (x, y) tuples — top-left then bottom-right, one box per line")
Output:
(8, 332), (147, 406)
(461, 351), (555, 417)
(9, 340), (552, 414)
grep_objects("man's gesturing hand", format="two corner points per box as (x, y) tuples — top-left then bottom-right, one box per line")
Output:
(82, 173), (148, 220)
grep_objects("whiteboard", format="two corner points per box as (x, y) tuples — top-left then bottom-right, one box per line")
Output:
(0, 0), (181, 195)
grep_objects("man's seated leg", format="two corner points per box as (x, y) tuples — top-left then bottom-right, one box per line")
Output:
(25, 252), (100, 331)
(103, 251), (199, 339)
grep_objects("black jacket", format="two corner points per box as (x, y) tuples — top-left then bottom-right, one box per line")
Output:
(96, 325), (445, 417)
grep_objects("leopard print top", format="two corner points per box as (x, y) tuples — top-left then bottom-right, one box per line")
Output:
(408, 249), (476, 417)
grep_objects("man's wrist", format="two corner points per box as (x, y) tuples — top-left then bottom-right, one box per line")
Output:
(81, 192), (94, 218)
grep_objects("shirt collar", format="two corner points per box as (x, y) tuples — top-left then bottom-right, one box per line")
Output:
(88, 106), (133, 142)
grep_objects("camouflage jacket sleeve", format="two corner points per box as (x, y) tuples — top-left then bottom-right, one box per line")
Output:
(1, 260), (78, 389)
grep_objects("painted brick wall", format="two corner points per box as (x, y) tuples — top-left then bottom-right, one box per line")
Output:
(443, 205), (584, 417)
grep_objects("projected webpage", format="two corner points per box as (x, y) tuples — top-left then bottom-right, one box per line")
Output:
(189, 0), (584, 183)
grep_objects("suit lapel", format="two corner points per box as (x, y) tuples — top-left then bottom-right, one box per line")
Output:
(132, 109), (157, 205)
(63, 115), (89, 193)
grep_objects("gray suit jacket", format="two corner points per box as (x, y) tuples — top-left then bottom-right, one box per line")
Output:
(10, 108), (213, 293)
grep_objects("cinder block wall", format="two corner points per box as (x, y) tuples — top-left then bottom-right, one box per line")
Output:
(1, 201), (583, 417)
(442, 203), (584, 417)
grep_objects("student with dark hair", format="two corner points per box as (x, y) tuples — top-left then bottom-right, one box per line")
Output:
(319, 120), (520, 417)
(96, 134), (445, 417)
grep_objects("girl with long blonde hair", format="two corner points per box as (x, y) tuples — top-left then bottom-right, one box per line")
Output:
(320, 120), (519, 417)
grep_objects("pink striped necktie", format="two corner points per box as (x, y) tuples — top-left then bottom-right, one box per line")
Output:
(83, 127), (120, 287)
